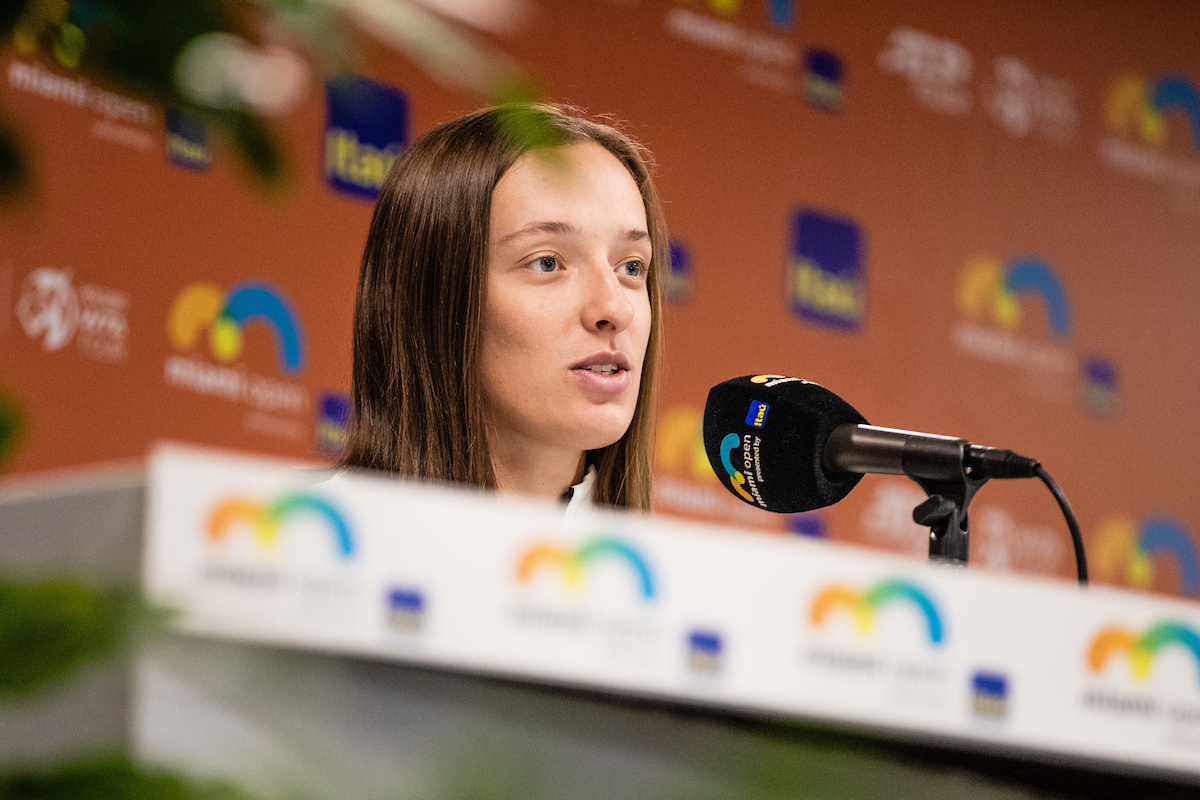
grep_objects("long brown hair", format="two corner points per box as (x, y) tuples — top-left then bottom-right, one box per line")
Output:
(341, 104), (665, 510)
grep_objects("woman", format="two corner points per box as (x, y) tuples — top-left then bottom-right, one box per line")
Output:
(341, 104), (666, 511)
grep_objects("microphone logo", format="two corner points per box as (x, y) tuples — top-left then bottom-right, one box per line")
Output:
(745, 400), (769, 428)
(718, 433), (754, 503)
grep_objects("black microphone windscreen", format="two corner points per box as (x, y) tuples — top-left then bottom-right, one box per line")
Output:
(702, 375), (868, 513)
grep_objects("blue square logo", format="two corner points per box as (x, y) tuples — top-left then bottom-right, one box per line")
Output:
(165, 108), (210, 171)
(787, 209), (865, 332)
(746, 400), (769, 428)
(387, 586), (425, 631)
(971, 670), (1008, 718)
(1081, 355), (1119, 419)
(804, 49), (844, 111)
(664, 240), (692, 303)
(325, 74), (408, 200)
(317, 391), (351, 458)
(687, 629), (723, 673)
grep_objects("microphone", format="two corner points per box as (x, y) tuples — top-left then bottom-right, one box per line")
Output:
(702, 375), (1039, 514)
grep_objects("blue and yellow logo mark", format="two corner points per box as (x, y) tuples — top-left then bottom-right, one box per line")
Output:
(516, 536), (656, 602)
(957, 255), (1072, 341)
(972, 671), (1009, 718)
(1089, 621), (1200, 686)
(317, 391), (351, 457)
(1082, 356), (1119, 418)
(688, 629), (724, 672)
(325, 74), (408, 200)
(810, 579), (945, 646)
(1107, 72), (1200, 152)
(746, 400), (769, 428)
(664, 240), (692, 303)
(165, 108), (209, 171)
(719, 433), (754, 503)
(677, 0), (796, 30)
(207, 492), (354, 559)
(804, 49), (844, 111)
(169, 281), (306, 374)
(1096, 516), (1199, 597)
(788, 209), (865, 332)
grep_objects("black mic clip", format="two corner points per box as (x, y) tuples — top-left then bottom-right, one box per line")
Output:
(902, 437), (989, 566)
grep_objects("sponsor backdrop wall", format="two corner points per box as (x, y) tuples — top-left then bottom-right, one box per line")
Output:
(2, 0), (1198, 602)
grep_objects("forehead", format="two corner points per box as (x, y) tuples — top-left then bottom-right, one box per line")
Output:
(490, 141), (648, 235)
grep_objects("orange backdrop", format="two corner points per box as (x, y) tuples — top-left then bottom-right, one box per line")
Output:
(2, 0), (1198, 601)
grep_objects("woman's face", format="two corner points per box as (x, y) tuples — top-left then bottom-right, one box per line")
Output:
(482, 141), (653, 461)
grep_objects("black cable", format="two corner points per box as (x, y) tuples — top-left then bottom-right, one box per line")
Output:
(1034, 465), (1087, 585)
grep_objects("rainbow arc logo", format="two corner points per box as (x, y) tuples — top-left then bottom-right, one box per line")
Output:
(169, 281), (306, 374)
(1095, 517), (1199, 597)
(957, 255), (1072, 341)
(207, 492), (354, 559)
(1088, 621), (1200, 685)
(810, 579), (945, 645)
(516, 536), (655, 601)
(1107, 72), (1200, 151)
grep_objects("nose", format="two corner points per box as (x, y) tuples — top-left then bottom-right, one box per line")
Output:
(580, 260), (634, 334)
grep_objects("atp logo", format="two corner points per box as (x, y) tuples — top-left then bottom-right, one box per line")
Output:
(810, 579), (945, 646)
(675, 0), (795, 29)
(16, 267), (78, 351)
(516, 536), (656, 602)
(956, 255), (1072, 341)
(787, 209), (865, 332)
(1095, 517), (1199, 598)
(169, 281), (306, 375)
(1107, 72), (1200, 152)
(207, 491), (355, 560)
(1088, 621), (1200, 686)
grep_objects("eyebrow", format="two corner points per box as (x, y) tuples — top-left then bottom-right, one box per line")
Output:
(495, 221), (650, 246)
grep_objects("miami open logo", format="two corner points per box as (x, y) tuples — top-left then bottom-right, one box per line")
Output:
(1095, 517), (1199, 598)
(957, 255), (1071, 342)
(1088, 621), (1200, 688)
(810, 579), (945, 646)
(1107, 73), (1200, 152)
(165, 280), (309, 418)
(516, 536), (655, 602)
(207, 491), (355, 560)
(169, 281), (306, 374)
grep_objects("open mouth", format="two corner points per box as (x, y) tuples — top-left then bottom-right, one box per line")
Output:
(582, 364), (621, 376)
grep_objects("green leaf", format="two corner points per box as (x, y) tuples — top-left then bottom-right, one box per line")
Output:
(0, 579), (160, 700)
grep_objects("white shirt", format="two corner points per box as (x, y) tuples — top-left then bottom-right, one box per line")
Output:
(563, 466), (597, 517)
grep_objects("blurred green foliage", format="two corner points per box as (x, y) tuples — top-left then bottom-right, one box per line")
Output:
(0, 754), (267, 800)
(0, 579), (159, 700)
(0, 387), (22, 471)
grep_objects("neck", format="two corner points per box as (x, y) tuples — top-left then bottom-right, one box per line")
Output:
(491, 437), (586, 500)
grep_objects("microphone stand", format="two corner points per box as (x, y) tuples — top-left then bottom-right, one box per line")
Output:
(903, 438), (989, 566)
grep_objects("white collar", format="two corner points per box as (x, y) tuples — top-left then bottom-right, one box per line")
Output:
(563, 466), (597, 517)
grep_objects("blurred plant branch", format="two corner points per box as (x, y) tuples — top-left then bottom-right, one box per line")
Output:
(0, 0), (538, 196)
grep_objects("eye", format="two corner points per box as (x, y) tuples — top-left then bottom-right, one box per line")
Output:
(527, 255), (560, 273)
(619, 259), (645, 278)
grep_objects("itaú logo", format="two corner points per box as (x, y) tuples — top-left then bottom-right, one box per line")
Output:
(516, 536), (656, 602)
(1107, 72), (1200, 151)
(810, 579), (946, 646)
(956, 255), (1072, 341)
(168, 280), (306, 374)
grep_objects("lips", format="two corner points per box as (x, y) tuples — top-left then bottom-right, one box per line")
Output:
(570, 352), (632, 394)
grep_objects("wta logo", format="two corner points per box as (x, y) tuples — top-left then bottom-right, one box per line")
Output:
(1095, 517), (1199, 597)
(1107, 72), (1200, 152)
(1088, 621), (1200, 686)
(207, 492), (354, 559)
(957, 255), (1072, 341)
(516, 537), (655, 602)
(169, 281), (306, 374)
(810, 579), (945, 646)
